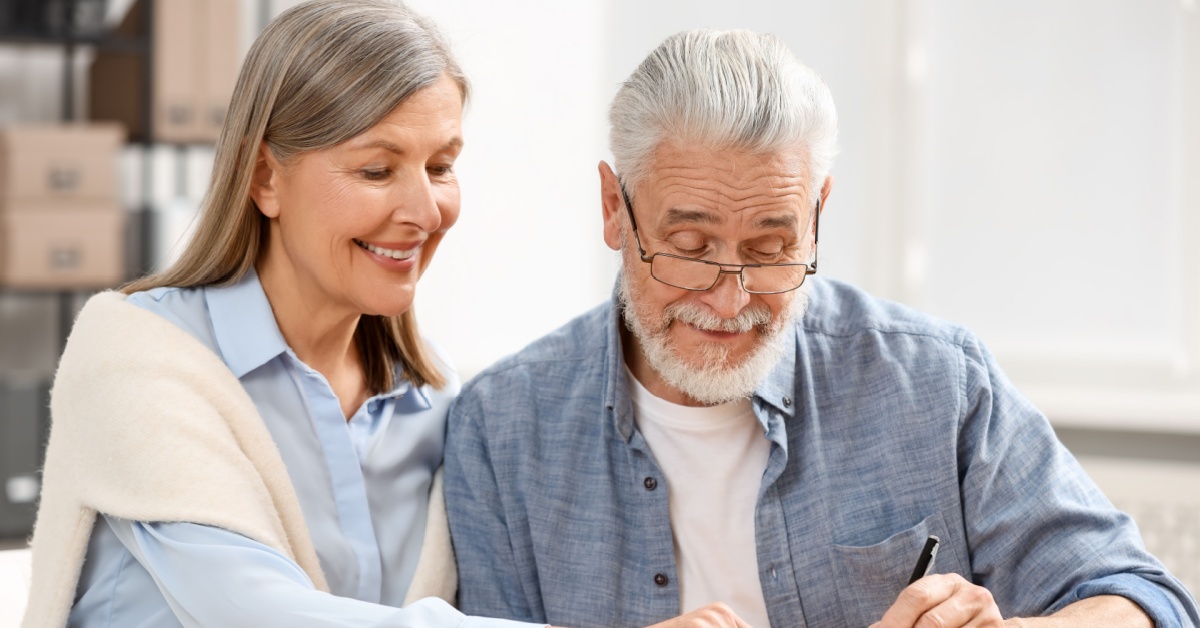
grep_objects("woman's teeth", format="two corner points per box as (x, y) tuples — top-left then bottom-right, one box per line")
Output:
(355, 240), (417, 260)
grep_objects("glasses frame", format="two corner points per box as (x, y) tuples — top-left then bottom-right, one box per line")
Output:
(619, 182), (820, 295)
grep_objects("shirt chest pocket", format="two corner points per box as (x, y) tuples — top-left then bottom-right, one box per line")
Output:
(827, 512), (959, 628)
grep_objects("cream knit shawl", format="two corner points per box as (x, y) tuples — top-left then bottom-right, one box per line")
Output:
(22, 292), (456, 627)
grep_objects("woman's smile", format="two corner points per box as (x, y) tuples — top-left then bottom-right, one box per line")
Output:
(353, 238), (422, 271)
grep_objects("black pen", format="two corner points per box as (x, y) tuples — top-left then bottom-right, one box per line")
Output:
(907, 535), (940, 585)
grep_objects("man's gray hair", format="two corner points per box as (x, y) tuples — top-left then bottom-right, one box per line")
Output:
(609, 29), (838, 197)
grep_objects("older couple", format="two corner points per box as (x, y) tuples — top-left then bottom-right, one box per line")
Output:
(25, 1), (1197, 627)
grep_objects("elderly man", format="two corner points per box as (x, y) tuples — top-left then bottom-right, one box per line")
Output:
(444, 29), (1199, 628)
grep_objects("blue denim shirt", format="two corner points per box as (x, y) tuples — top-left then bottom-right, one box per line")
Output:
(444, 276), (1199, 628)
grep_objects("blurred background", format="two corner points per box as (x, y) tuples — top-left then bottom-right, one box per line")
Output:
(0, 0), (1197, 608)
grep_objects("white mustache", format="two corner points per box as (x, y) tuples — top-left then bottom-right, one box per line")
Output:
(663, 301), (773, 334)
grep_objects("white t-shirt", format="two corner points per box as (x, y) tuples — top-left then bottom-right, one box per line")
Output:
(627, 369), (773, 628)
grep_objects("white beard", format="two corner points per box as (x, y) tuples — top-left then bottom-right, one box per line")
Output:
(617, 263), (810, 406)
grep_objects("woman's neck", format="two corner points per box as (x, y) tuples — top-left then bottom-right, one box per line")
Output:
(255, 259), (361, 383)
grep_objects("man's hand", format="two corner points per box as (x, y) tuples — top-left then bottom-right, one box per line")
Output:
(645, 603), (753, 628)
(870, 573), (1004, 628)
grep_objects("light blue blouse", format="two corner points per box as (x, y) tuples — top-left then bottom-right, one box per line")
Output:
(67, 270), (537, 628)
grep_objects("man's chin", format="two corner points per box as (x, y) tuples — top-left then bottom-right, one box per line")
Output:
(676, 342), (751, 371)
(648, 336), (786, 406)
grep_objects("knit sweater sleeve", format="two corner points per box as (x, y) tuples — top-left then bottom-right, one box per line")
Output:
(24, 292), (326, 627)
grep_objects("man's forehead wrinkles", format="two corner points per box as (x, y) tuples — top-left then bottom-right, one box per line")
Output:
(654, 180), (807, 207)
(650, 168), (807, 192)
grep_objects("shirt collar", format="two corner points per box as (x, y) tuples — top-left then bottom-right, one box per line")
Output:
(204, 268), (290, 378)
(603, 275), (798, 441)
(753, 323), (797, 419)
(205, 269), (429, 409)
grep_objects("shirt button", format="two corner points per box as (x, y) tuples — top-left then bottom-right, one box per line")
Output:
(771, 567), (778, 580)
(643, 477), (657, 491)
(653, 573), (669, 587)
(782, 396), (792, 408)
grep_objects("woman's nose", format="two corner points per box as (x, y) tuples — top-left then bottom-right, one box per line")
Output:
(392, 174), (442, 232)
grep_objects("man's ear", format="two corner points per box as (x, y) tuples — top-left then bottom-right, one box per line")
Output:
(599, 161), (624, 251)
(819, 175), (834, 212)
(249, 142), (283, 219)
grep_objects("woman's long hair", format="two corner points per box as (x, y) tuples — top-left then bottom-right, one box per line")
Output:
(123, 0), (469, 391)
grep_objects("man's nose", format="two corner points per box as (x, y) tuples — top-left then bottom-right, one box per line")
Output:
(699, 269), (751, 319)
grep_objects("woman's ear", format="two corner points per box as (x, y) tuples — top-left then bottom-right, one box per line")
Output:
(249, 142), (283, 219)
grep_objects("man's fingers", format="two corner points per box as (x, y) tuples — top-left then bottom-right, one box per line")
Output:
(875, 573), (1004, 628)
(877, 573), (961, 627)
(915, 584), (1002, 628)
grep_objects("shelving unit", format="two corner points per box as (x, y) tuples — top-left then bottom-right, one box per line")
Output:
(0, 0), (154, 539)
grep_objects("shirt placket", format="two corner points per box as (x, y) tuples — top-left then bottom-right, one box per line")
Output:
(755, 400), (807, 627)
(625, 428), (684, 625)
(288, 358), (384, 603)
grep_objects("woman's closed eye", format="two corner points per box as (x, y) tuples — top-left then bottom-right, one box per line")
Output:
(360, 168), (392, 181)
(427, 164), (455, 178)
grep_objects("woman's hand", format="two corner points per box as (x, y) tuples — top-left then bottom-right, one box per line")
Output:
(645, 602), (753, 628)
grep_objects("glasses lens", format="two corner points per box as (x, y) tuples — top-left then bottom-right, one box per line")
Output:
(650, 255), (719, 290)
(742, 264), (808, 294)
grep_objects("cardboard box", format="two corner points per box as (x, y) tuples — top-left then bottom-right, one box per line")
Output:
(201, 0), (240, 140)
(89, 0), (240, 144)
(152, 0), (202, 143)
(0, 202), (126, 288)
(0, 124), (125, 203)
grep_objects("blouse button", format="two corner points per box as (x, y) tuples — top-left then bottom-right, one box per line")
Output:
(653, 573), (669, 587)
(643, 477), (657, 491)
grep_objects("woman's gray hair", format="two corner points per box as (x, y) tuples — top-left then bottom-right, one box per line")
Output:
(251, 0), (468, 164)
(609, 29), (838, 197)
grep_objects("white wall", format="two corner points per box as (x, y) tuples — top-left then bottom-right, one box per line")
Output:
(879, 0), (1200, 433)
(399, 0), (614, 378)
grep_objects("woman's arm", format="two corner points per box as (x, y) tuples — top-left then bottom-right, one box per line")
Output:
(99, 516), (538, 628)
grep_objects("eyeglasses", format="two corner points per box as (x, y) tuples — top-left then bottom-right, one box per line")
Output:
(619, 183), (819, 294)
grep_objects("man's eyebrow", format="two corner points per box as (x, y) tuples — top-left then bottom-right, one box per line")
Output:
(661, 208), (722, 227)
(661, 208), (799, 231)
(754, 213), (798, 230)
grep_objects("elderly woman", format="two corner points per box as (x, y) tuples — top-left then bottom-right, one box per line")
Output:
(21, 2), (542, 626)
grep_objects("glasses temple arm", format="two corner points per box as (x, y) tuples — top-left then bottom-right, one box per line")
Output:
(808, 197), (821, 274)
(619, 183), (651, 260)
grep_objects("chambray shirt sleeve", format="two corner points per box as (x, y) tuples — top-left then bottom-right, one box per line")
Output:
(956, 335), (1200, 626)
(443, 390), (543, 623)
(103, 516), (540, 628)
